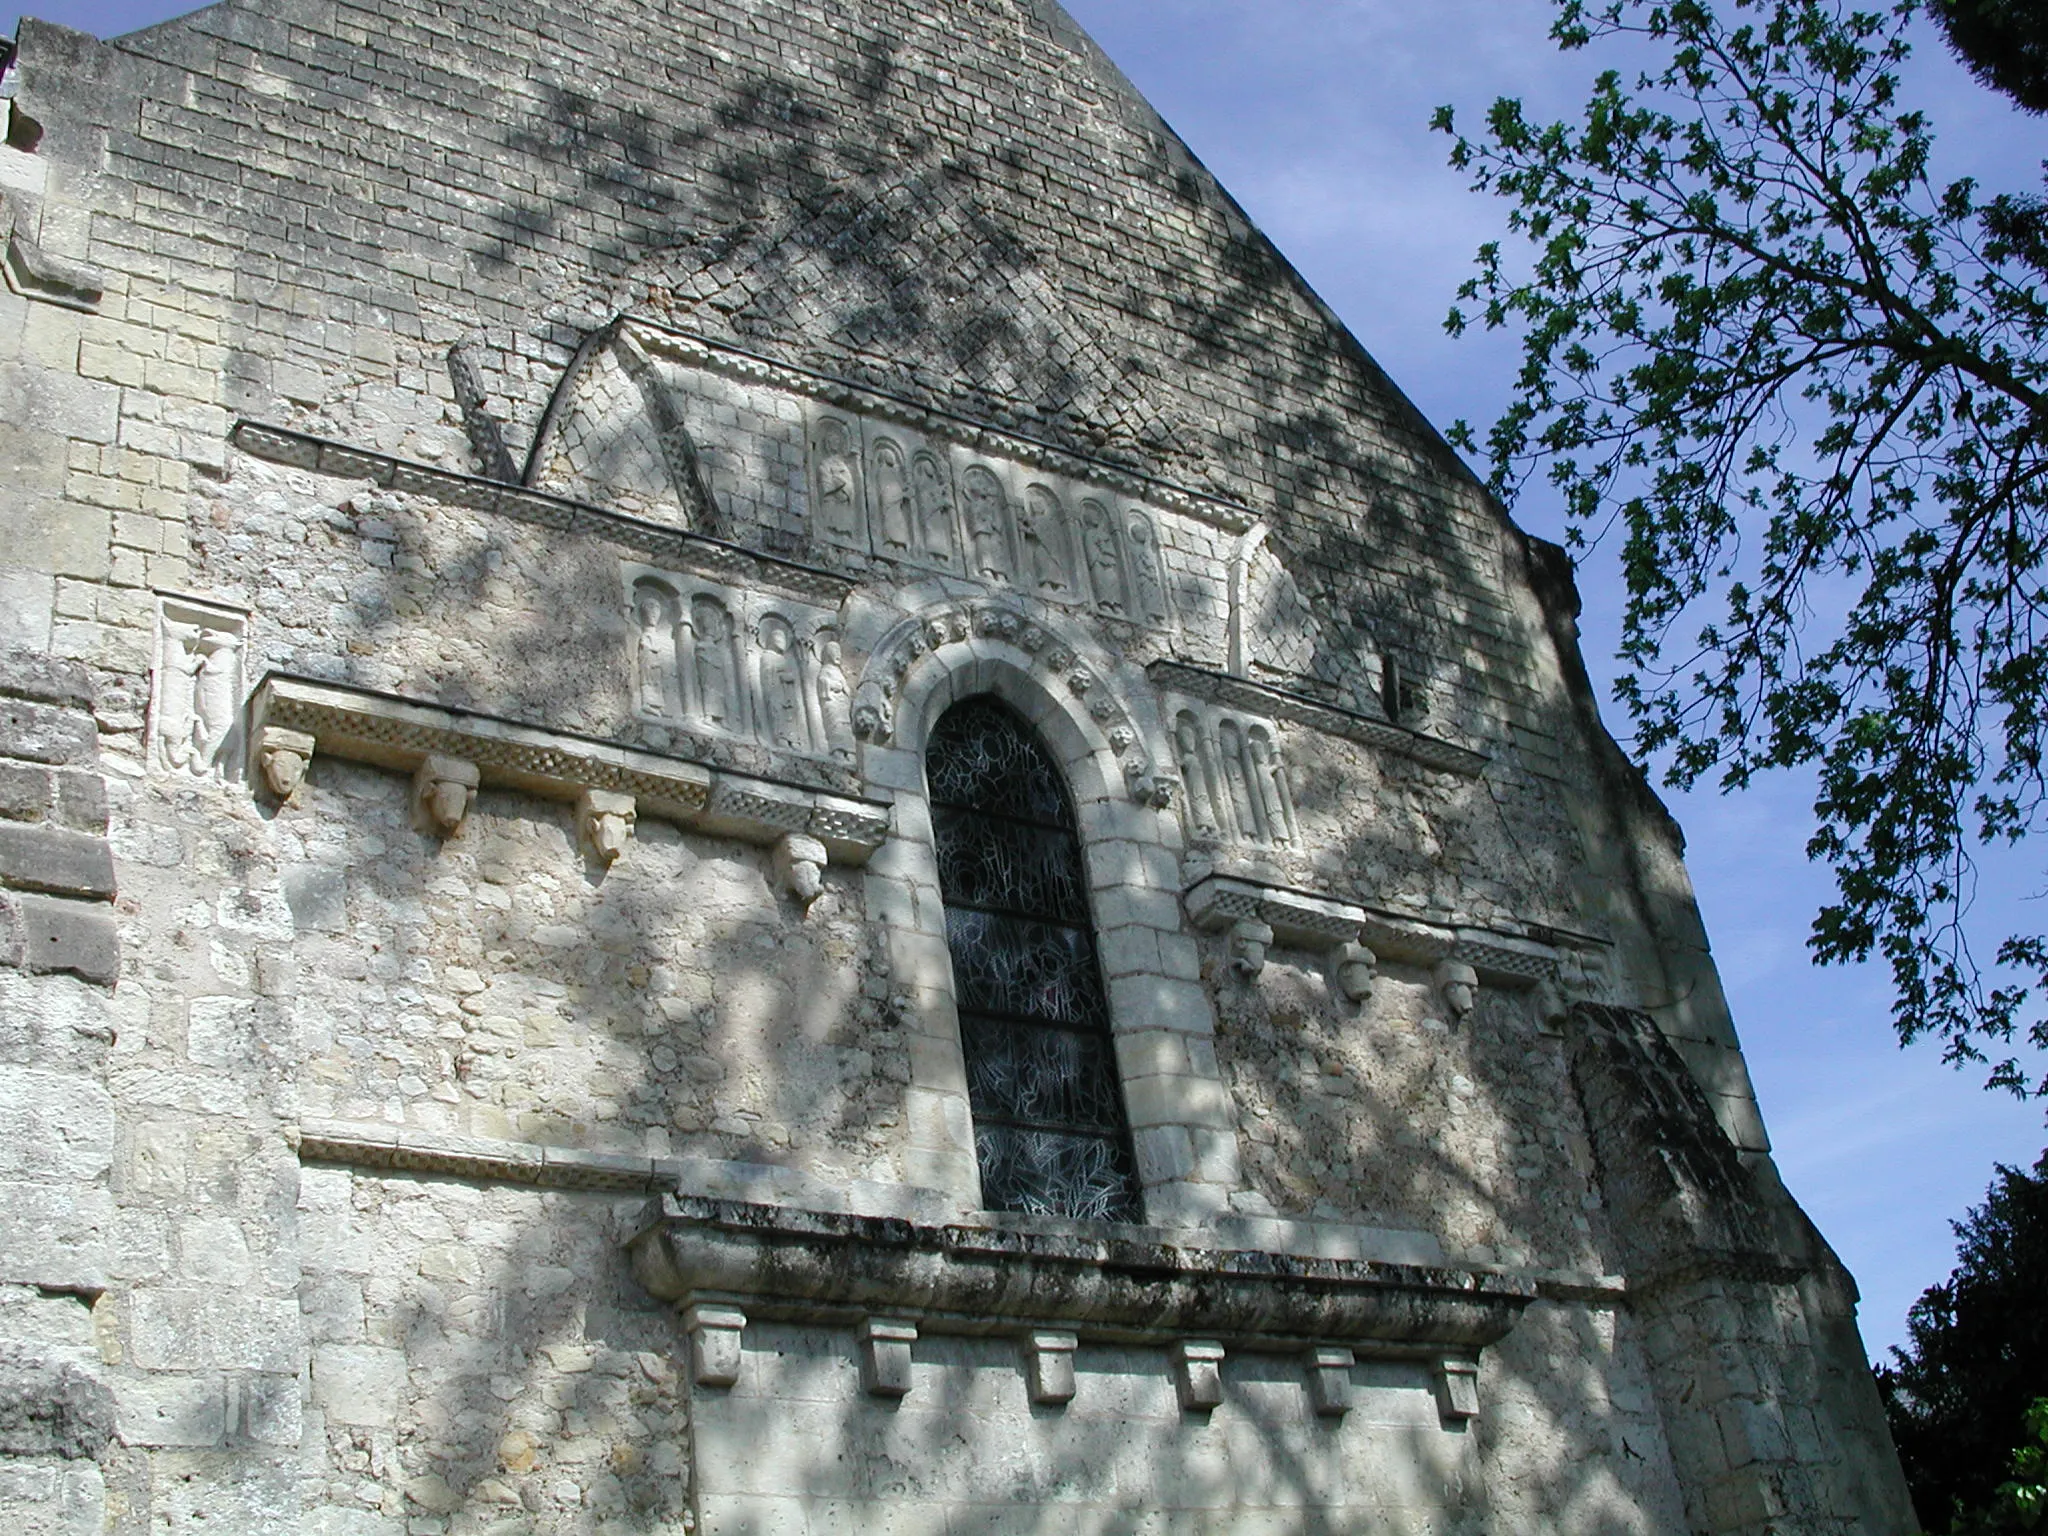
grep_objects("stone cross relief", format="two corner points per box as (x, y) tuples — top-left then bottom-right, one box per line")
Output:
(627, 567), (854, 765)
(151, 596), (248, 779)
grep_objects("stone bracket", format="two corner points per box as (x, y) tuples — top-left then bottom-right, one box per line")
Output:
(1306, 1346), (1354, 1417)
(1435, 1357), (1481, 1424)
(2, 207), (107, 313)
(683, 1304), (747, 1388)
(1024, 1331), (1078, 1406)
(859, 1317), (918, 1398)
(1172, 1340), (1224, 1412)
(249, 674), (890, 863)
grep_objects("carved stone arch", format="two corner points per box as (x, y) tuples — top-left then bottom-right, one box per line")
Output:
(851, 599), (1176, 809)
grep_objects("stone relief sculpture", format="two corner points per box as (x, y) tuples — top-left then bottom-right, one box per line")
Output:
(756, 614), (811, 754)
(812, 415), (864, 547)
(869, 436), (914, 555)
(962, 466), (1012, 585)
(151, 596), (246, 779)
(691, 594), (743, 734)
(1081, 498), (1127, 614)
(813, 634), (856, 763)
(911, 450), (957, 570)
(1021, 483), (1074, 597)
(623, 565), (846, 767)
(1165, 697), (1298, 853)
(634, 581), (681, 718)
(1125, 511), (1172, 626)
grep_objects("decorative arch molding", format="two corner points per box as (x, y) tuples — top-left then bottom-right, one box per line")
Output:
(850, 597), (1177, 809)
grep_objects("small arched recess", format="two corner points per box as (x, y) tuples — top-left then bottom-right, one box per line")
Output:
(860, 623), (1241, 1227)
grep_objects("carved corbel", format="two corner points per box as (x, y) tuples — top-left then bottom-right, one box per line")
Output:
(1172, 1340), (1225, 1412)
(682, 1303), (746, 1389)
(1437, 960), (1479, 1024)
(255, 726), (316, 802)
(1024, 1331), (1078, 1407)
(1436, 1357), (1481, 1424)
(411, 755), (480, 838)
(1229, 918), (1274, 978)
(1533, 975), (1570, 1037)
(851, 679), (894, 745)
(1331, 941), (1378, 1005)
(859, 1317), (917, 1398)
(578, 788), (637, 866)
(774, 832), (829, 911)
(1305, 1347), (1354, 1417)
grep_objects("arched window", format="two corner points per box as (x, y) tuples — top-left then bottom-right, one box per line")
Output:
(927, 696), (1141, 1222)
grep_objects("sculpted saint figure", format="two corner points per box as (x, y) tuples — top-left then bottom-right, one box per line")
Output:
(912, 452), (956, 568)
(756, 616), (811, 753)
(1174, 711), (1221, 836)
(1081, 499), (1127, 612)
(814, 418), (862, 544)
(1022, 485), (1072, 596)
(1125, 511), (1170, 623)
(963, 467), (1010, 584)
(814, 635), (855, 761)
(634, 587), (677, 717)
(692, 595), (740, 732)
(871, 438), (913, 553)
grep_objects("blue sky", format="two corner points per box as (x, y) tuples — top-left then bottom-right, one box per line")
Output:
(13, 0), (2046, 1361)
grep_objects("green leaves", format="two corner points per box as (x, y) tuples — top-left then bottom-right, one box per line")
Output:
(1441, 0), (2048, 1094)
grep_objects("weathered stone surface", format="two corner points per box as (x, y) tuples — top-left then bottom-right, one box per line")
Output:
(0, 701), (94, 769)
(0, 824), (114, 901)
(0, 651), (93, 712)
(0, 1348), (113, 1459)
(13, 896), (118, 985)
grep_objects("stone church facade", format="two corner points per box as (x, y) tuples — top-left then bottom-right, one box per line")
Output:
(0, 1), (1915, 1532)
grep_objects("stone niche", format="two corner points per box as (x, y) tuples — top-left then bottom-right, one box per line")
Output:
(630, 1196), (1532, 1535)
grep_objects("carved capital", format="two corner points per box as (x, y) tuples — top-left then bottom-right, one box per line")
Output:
(411, 754), (480, 838)
(255, 726), (316, 802)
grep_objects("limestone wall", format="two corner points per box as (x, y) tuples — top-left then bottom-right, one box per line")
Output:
(0, 1), (1917, 1532)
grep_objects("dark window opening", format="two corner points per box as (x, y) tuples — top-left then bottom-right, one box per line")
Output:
(927, 695), (1141, 1222)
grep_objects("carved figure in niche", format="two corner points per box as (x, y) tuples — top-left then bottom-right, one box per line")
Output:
(633, 583), (679, 718)
(691, 595), (742, 733)
(1081, 498), (1126, 613)
(870, 437), (914, 554)
(756, 615), (811, 753)
(814, 633), (855, 762)
(1216, 719), (1263, 843)
(912, 451), (956, 568)
(156, 617), (243, 776)
(1246, 726), (1297, 843)
(1125, 511), (1170, 623)
(1174, 711), (1221, 837)
(813, 417), (863, 545)
(962, 467), (1011, 584)
(1021, 484), (1073, 596)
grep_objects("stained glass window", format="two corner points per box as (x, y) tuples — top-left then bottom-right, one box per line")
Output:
(927, 696), (1142, 1222)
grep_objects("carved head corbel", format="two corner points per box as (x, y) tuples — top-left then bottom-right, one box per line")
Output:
(1438, 960), (1480, 1024)
(412, 755), (480, 839)
(1332, 940), (1379, 1005)
(256, 726), (316, 802)
(1229, 917), (1274, 978)
(774, 833), (829, 912)
(578, 788), (637, 866)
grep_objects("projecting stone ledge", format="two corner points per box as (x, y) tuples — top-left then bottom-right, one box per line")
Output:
(627, 1193), (1535, 1354)
(250, 674), (890, 862)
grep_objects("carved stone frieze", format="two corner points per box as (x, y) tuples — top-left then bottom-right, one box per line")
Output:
(1161, 689), (1298, 853)
(625, 563), (854, 767)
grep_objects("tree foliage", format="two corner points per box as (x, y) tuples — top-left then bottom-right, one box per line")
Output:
(1435, 0), (2048, 1094)
(1876, 1152), (2048, 1529)
(1933, 0), (2048, 114)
